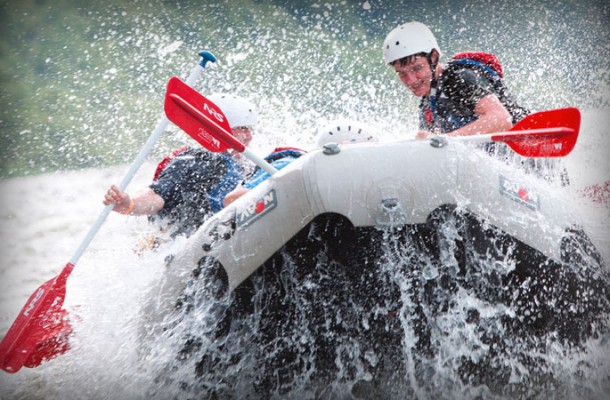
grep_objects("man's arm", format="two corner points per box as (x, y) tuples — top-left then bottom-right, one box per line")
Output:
(416, 94), (512, 139)
(223, 186), (250, 207)
(447, 93), (513, 137)
(103, 184), (165, 216)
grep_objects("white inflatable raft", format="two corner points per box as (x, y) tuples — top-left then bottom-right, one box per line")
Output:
(137, 135), (609, 398)
(135, 79), (609, 396)
(146, 137), (605, 307)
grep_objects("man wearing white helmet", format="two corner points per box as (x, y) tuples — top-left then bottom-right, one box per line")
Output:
(383, 21), (529, 140)
(103, 93), (258, 239)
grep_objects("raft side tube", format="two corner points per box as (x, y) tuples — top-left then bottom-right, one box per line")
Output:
(305, 140), (459, 227)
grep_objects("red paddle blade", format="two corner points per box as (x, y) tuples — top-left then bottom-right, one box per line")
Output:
(498, 107), (581, 157)
(0, 262), (74, 373)
(22, 307), (72, 369)
(164, 77), (245, 153)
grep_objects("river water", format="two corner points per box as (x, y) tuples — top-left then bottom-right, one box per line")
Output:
(0, 109), (609, 399)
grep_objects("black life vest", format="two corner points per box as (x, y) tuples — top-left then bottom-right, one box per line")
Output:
(421, 52), (529, 133)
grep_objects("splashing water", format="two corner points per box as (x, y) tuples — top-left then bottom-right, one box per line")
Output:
(1, 1), (609, 399)
(2, 0), (609, 176)
(1, 116), (609, 399)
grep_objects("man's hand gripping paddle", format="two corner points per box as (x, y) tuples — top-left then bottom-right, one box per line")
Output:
(0, 51), (217, 374)
(451, 107), (580, 157)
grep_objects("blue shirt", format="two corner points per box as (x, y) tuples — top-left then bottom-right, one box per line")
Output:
(243, 157), (298, 189)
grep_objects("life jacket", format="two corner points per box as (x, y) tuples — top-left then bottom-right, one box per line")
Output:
(152, 146), (189, 181)
(422, 51), (528, 133)
(152, 146), (244, 213)
(451, 51), (504, 78)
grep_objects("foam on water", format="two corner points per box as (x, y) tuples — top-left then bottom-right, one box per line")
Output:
(0, 109), (608, 398)
(1, 1), (609, 397)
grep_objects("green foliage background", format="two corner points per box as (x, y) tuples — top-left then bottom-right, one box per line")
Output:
(1, 0), (608, 177)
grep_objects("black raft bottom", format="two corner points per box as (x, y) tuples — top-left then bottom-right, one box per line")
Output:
(168, 209), (609, 399)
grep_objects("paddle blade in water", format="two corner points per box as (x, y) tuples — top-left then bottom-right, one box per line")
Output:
(0, 263), (73, 373)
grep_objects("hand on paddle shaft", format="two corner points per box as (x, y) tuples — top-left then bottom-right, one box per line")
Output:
(440, 107), (580, 158)
(103, 185), (165, 216)
(0, 51), (217, 374)
(103, 185), (133, 214)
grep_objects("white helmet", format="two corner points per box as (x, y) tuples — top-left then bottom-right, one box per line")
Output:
(382, 21), (441, 65)
(208, 93), (258, 128)
(316, 119), (378, 148)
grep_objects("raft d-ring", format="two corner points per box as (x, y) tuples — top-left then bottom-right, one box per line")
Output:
(322, 142), (341, 155)
(430, 136), (448, 148)
(375, 198), (408, 227)
(201, 218), (219, 252)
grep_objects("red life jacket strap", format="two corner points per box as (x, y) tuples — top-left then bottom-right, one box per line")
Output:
(271, 146), (307, 154)
(152, 145), (190, 181)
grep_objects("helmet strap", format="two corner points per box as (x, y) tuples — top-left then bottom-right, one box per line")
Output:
(427, 51), (439, 97)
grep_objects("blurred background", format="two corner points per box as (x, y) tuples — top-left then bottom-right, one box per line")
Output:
(1, 0), (608, 178)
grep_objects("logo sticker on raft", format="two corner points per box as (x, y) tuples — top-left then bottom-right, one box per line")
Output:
(499, 176), (540, 210)
(237, 189), (278, 228)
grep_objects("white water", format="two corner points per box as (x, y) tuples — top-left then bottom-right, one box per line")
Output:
(0, 110), (609, 399)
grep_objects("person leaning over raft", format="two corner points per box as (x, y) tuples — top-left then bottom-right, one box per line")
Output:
(382, 21), (568, 184)
(383, 21), (529, 140)
(103, 93), (258, 239)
